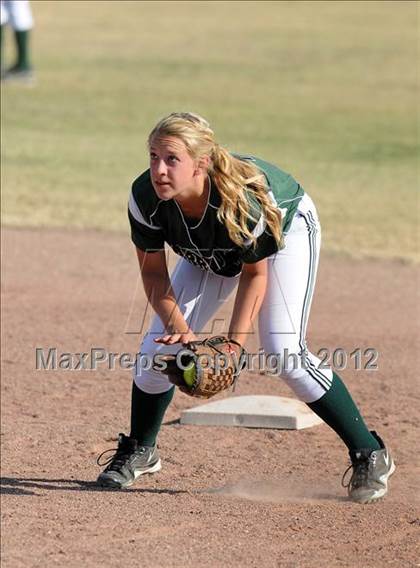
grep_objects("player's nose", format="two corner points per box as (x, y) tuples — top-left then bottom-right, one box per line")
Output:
(154, 159), (168, 176)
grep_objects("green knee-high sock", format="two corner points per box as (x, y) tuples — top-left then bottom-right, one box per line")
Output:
(0, 25), (4, 67)
(130, 382), (175, 447)
(307, 372), (381, 452)
(14, 30), (31, 70)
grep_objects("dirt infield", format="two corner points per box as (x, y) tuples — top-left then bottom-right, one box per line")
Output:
(1, 227), (419, 568)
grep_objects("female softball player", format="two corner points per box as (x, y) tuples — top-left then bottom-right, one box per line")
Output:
(1, 0), (34, 83)
(97, 112), (395, 503)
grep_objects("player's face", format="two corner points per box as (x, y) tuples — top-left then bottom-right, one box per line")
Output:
(149, 136), (202, 200)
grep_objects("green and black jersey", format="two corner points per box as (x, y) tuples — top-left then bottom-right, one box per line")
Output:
(128, 155), (304, 277)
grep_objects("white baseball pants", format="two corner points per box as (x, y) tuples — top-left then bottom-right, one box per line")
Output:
(1, 0), (33, 30)
(134, 193), (333, 403)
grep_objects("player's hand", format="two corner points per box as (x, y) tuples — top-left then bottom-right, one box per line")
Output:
(154, 331), (198, 345)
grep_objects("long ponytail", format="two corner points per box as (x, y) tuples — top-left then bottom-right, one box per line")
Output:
(210, 144), (283, 249)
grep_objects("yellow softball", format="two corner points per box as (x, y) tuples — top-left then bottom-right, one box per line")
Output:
(183, 363), (196, 387)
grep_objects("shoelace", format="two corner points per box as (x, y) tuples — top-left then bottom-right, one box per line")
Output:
(96, 446), (146, 470)
(341, 455), (371, 488)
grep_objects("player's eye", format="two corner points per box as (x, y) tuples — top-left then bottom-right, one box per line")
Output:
(150, 153), (158, 160)
(167, 155), (179, 163)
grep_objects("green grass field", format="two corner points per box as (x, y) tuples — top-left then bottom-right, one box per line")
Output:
(1, 1), (418, 261)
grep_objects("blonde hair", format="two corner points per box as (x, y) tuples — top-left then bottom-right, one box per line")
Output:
(148, 112), (283, 249)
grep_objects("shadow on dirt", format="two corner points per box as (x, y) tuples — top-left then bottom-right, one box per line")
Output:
(0, 476), (189, 495)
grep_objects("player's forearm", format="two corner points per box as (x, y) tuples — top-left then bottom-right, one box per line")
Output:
(141, 272), (191, 334)
(228, 271), (267, 346)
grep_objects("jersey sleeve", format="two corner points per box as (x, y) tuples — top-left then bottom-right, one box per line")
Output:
(128, 191), (165, 252)
(239, 189), (282, 264)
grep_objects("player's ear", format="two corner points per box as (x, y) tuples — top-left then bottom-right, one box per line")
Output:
(194, 155), (210, 176)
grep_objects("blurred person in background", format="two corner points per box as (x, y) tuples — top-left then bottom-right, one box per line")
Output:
(1, 0), (34, 83)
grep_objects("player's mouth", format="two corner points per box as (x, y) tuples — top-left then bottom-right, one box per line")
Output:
(155, 180), (171, 187)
